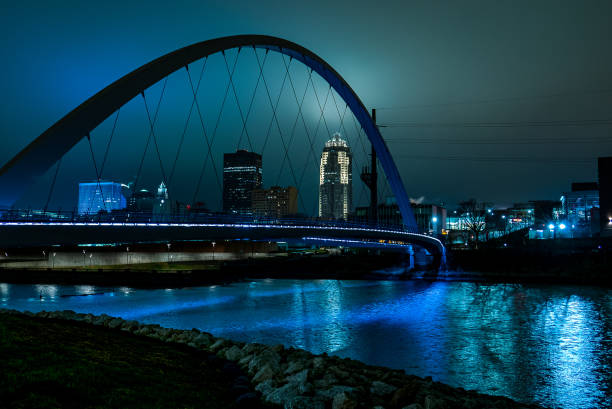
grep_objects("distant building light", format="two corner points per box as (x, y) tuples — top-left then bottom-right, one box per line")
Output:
(432, 217), (438, 222)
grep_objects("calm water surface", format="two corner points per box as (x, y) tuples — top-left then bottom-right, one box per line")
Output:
(1, 280), (610, 409)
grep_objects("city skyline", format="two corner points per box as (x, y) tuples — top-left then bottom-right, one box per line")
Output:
(1, 1), (611, 210)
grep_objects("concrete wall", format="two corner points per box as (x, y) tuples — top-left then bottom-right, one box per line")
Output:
(0, 250), (274, 269)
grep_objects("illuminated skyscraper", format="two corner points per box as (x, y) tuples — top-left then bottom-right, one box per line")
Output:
(78, 181), (126, 215)
(223, 150), (263, 214)
(319, 133), (352, 220)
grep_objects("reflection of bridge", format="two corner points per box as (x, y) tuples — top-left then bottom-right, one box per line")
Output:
(0, 35), (445, 267)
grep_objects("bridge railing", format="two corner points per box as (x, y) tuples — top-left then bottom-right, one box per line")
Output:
(0, 208), (423, 235)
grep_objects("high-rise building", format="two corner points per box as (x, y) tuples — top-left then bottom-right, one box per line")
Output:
(252, 186), (298, 218)
(319, 133), (352, 220)
(223, 150), (262, 214)
(78, 181), (126, 215)
(598, 157), (612, 236)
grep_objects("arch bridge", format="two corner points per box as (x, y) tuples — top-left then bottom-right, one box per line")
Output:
(0, 35), (445, 266)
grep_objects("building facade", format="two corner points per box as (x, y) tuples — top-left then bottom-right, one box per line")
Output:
(560, 182), (599, 228)
(319, 133), (352, 220)
(252, 186), (298, 218)
(599, 157), (612, 236)
(223, 150), (263, 214)
(78, 181), (126, 215)
(128, 189), (155, 213)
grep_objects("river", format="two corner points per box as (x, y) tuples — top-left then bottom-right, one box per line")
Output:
(1, 279), (610, 409)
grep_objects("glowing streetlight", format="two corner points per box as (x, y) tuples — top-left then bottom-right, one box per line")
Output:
(212, 241), (216, 261)
(548, 224), (555, 230)
(559, 223), (566, 230)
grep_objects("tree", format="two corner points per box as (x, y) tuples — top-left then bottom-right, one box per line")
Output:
(458, 199), (487, 249)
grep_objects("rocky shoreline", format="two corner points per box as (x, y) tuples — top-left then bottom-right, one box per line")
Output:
(0, 309), (543, 409)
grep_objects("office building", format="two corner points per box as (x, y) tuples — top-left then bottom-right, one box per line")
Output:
(252, 186), (298, 218)
(128, 189), (155, 212)
(412, 203), (447, 234)
(599, 157), (612, 236)
(78, 181), (126, 215)
(354, 198), (446, 233)
(560, 182), (599, 227)
(223, 150), (263, 214)
(319, 133), (352, 220)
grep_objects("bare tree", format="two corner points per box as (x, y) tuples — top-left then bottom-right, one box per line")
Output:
(458, 199), (487, 248)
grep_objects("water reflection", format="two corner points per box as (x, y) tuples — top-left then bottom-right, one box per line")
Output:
(0, 280), (610, 409)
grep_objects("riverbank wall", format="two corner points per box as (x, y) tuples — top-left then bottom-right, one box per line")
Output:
(0, 308), (542, 409)
(446, 245), (612, 286)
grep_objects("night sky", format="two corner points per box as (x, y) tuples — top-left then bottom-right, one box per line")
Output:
(1, 1), (611, 212)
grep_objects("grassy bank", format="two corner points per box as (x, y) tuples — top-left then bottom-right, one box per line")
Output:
(0, 313), (271, 409)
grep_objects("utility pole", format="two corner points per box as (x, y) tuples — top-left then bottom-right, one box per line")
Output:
(360, 109), (378, 224)
(371, 109), (378, 223)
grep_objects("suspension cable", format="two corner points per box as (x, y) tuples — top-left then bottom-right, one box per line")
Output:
(168, 57), (207, 187)
(254, 49), (290, 155)
(191, 50), (240, 207)
(276, 55), (314, 186)
(252, 50), (304, 211)
(235, 47), (269, 151)
(99, 109), (120, 176)
(85, 133), (106, 215)
(222, 49), (254, 152)
(43, 158), (62, 213)
(133, 77), (168, 195)
(141, 82), (169, 187)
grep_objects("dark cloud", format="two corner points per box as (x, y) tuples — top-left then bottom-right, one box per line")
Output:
(1, 0), (611, 210)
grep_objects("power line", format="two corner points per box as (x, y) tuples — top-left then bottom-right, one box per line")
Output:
(394, 155), (595, 163)
(375, 88), (612, 110)
(379, 119), (612, 128)
(386, 137), (612, 145)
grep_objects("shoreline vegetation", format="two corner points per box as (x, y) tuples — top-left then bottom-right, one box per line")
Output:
(0, 249), (610, 288)
(0, 309), (544, 409)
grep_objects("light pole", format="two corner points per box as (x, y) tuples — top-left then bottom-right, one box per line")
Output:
(126, 246), (130, 265)
(167, 243), (171, 263)
(432, 216), (438, 235)
(212, 241), (216, 261)
(82, 249), (86, 267)
(52, 252), (56, 269)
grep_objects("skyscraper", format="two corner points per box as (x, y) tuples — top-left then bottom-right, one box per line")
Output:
(223, 150), (262, 214)
(319, 133), (352, 220)
(78, 181), (126, 215)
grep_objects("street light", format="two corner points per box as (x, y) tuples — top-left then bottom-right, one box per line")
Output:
(212, 241), (216, 261)
(167, 243), (171, 263)
(559, 223), (566, 230)
(126, 246), (130, 265)
(52, 252), (56, 269)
